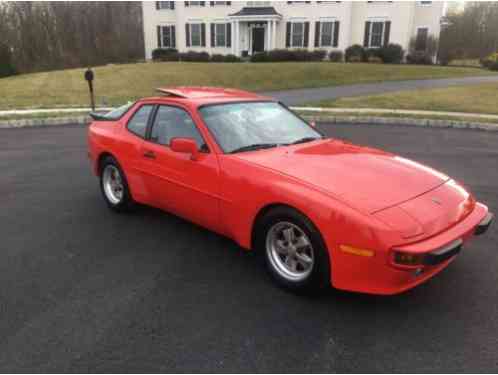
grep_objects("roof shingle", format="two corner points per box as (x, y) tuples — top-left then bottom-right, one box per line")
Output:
(229, 7), (281, 17)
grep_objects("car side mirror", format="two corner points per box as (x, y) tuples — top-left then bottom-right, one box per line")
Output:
(170, 137), (199, 160)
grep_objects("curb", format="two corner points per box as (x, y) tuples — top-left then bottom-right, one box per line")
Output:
(300, 115), (498, 132)
(0, 116), (90, 129)
(1, 114), (497, 132)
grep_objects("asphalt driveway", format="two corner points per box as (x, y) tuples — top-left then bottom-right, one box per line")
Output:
(0, 123), (497, 372)
(263, 75), (498, 105)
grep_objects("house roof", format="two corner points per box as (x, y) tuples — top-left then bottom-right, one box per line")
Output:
(229, 7), (282, 18)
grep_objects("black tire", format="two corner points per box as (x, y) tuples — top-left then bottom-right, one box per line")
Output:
(255, 206), (331, 294)
(99, 155), (135, 212)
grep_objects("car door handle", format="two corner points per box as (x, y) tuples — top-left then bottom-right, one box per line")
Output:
(143, 150), (156, 159)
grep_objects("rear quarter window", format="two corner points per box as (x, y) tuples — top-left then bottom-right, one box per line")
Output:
(127, 105), (154, 138)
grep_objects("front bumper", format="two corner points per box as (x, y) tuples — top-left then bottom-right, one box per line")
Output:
(331, 203), (493, 295)
(475, 212), (494, 236)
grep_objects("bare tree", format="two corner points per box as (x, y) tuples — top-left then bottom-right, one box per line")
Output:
(439, 2), (498, 63)
(0, 1), (144, 74)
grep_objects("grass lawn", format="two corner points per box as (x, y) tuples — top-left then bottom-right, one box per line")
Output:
(311, 83), (498, 115)
(0, 112), (89, 121)
(0, 61), (495, 110)
(297, 111), (498, 125)
(449, 59), (481, 68)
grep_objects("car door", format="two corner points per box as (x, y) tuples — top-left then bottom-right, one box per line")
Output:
(117, 103), (155, 204)
(138, 104), (222, 233)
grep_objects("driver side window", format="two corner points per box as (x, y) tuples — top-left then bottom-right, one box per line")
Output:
(150, 105), (206, 150)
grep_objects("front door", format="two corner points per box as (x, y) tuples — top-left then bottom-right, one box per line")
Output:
(138, 104), (222, 233)
(252, 27), (265, 54)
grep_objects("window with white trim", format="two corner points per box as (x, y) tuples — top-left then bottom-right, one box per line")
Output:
(211, 1), (231, 5)
(415, 27), (429, 51)
(320, 22), (334, 47)
(369, 21), (384, 47)
(190, 23), (202, 46)
(157, 1), (174, 9)
(291, 22), (305, 47)
(187, 1), (204, 6)
(159, 25), (175, 48)
(214, 23), (227, 47)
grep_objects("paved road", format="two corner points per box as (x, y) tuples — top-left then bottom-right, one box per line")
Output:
(263, 75), (498, 105)
(0, 123), (497, 372)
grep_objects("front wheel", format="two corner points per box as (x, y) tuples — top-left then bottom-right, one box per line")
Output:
(256, 207), (331, 293)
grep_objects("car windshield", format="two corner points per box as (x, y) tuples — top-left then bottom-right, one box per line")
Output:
(198, 102), (323, 154)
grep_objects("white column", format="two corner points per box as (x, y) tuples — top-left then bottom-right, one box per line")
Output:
(235, 21), (239, 56)
(266, 21), (271, 51)
(232, 21), (236, 55)
(272, 21), (276, 49)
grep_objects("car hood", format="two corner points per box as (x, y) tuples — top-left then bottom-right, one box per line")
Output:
(234, 139), (449, 214)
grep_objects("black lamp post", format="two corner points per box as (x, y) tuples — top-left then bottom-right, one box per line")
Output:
(84, 68), (95, 111)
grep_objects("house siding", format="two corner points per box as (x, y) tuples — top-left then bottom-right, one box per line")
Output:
(142, 1), (444, 59)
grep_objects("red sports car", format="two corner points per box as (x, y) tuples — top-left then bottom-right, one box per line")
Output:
(87, 87), (493, 295)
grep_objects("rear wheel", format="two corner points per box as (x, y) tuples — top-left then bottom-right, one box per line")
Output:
(99, 156), (134, 212)
(256, 206), (331, 293)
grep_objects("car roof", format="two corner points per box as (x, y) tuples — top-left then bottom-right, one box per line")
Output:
(141, 86), (274, 107)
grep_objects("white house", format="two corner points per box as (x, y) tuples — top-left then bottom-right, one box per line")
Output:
(142, 1), (445, 59)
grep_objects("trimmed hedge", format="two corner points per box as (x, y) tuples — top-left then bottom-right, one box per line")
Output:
(406, 51), (433, 65)
(329, 51), (343, 62)
(368, 56), (383, 64)
(179, 51), (210, 62)
(152, 48), (180, 61)
(480, 52), (498, 71)
(345, 44), (365, 62)
(152, 49), (241, 63)
(250, 49), (328, 62)
(347, 44), (404, 64)
(378, 44), (404, 64)
(210, 54), (241, 63)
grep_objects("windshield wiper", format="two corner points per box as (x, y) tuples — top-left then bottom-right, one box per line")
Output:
(229, 143), (280, 154)
(289, 137), (322, 145)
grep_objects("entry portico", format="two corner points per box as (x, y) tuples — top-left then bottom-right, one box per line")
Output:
(228, 7), (282, 57)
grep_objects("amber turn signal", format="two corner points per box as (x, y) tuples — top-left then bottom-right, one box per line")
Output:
(340, 245), (375, 257)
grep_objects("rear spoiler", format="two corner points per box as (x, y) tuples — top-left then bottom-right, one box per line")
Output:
(89, 112), (112, 121)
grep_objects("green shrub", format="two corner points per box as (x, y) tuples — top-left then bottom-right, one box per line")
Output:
(328, 51), (343, 62)
(407, 35), (438, 65)
(210, 54), (241, 63)
(152, 48), (179, 61)
(310, 49), (327, 61)
(210, 54), (225, 62)
(292, 49), (311, 61)
(347, 55), (362, 63)
(223, 54), (241, 63)
(378, 44), (404, 64)
(345, 44), (365, 62)
(179, 51), (210, 62)
(250, 49), (327, 63)
(480, 52), (498, 70)
(368, 56), (383, 64)
(250, 52), (269, 62)
(364, 48), (381, 61)
(406, 51), (434, 65)
(0, 43), (16, 77)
